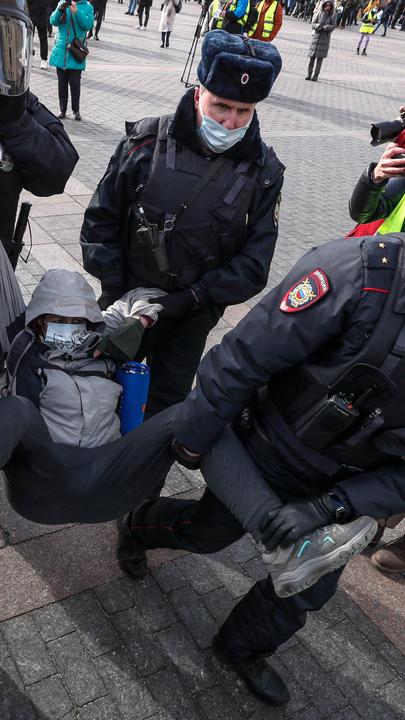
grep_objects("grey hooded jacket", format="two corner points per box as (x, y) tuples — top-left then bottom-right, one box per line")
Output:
(8, 269), (162, 448)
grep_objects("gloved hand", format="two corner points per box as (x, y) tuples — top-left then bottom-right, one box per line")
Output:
(97, 287), (125, 311)
(0, 91), (27, 125)
(95, 317), (144, 362)
(152, 290), (196, 321)
(260, 494), (338, 551)
(170, 439), (201, 470)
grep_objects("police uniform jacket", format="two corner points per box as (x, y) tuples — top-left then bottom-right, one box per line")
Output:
(80, 88), (284, 308)
(172, 234), (405, 521)
(349, 165), (405, 229)
(0, 92), (79, 256)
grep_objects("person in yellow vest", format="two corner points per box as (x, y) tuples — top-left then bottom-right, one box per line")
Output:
(349, 104), (405, 575)
(219, 0), (251, 34)
(201, 0), (228, 33)
(247, 0), (283, 41)
(356, 4), (378, 54)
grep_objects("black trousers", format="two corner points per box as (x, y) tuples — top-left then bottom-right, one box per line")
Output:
(307, 56), (323, 78)
(128, 428), (343, 659)
(56, 67), (82, 113)
(34, 24), (48, 60)
(0, 396), (176, 525)
(138, 4), (150, 25)
(94, 6), (105, 34)
(135, 304), (222, 418)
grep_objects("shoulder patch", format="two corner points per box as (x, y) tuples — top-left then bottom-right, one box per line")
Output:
(280, 269), (330, 313)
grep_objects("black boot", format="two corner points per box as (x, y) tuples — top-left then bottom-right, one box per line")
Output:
(116, 512), (147, 579)
(213, 635), (290, 705)
(165, 31), (171, 47)
(161, 32), (166, 47)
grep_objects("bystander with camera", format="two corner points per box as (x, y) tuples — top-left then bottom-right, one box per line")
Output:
(49, 0), (94, 120)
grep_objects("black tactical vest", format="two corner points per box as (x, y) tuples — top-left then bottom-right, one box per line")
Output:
(124, 116), (264, 291)
(256, 235), (405, 479)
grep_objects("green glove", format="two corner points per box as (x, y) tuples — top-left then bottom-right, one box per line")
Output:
(96, 317), (144, 362)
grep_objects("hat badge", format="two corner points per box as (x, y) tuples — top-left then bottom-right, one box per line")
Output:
(241, 73), (249, 85)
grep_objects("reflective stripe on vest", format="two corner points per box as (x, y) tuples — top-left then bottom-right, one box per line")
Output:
(377, 194), (405, 235)
(248, 0), (277, 37)
(228, 0), (250, 26)
(210, 0), (225, 28)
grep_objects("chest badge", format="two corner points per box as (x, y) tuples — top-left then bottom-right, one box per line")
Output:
(280, 268), (330, 313)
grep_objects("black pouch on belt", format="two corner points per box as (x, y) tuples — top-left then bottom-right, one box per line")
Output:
(294, 363), (396, 451)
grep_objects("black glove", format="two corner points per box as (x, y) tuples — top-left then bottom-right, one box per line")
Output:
(97, 287), (125, 311)
(170, 439), (201, 470)
(95, 318), (144, 362)
(260, 494), (339, 551)
(152, 290), (196, 321)
(0, 91), (28, 125)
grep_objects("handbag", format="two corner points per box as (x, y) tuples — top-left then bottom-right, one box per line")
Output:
(67, 15), (89, 63)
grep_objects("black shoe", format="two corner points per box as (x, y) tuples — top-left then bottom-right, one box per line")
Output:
(356, 46), (359, 54)
(160, 43), (165, 47)
(305, 75), (311, 80)
(213, 635), (290, 706)
(362, 49), (367, 55)
(74, 112), (81, 121)
(116, 513), (147, 579)
(311, 76), (318, 81)
(95, 34), (99, 40)
(58, 111), (66, 119)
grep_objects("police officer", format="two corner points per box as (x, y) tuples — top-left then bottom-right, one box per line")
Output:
(117, 232), (405, 704)
(80, 31), (284, 417)
(0, 0), (79, 263)
(349, 108), (405, 573)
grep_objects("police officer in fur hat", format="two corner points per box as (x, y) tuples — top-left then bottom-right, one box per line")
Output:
(0, 0), (79, 263)
(80, 31), (285, 417)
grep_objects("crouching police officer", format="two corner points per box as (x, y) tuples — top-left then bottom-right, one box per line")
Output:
(0, 0), (79, 265)
(117, 232), (405, 704)
(80, 31), (284, 417)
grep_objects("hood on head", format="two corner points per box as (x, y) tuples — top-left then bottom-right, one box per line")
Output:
(25, 269), (104, 328)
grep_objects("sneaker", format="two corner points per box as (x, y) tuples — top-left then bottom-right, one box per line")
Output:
(370, 534), (405, 573)
(262, 516), (378, 598)
(116, 513), (147, 579)
(40, 59), (48, 69)
(58, 111), (66, 119)
(136, 24), (142, 28)
(141, 25), (146, 30)
(213, 635), (290, 705)
(74, 112), (81, 121)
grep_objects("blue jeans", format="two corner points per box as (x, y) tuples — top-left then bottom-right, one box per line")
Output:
(127, 0), (137, 12)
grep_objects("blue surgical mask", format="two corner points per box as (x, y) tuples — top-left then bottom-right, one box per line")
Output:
(197, 111), (252, 154)
(44, 322), (88, 350)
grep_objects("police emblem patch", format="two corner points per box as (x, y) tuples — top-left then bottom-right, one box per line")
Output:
(280, 269), (329, 313)
(241, 73), (249, 85)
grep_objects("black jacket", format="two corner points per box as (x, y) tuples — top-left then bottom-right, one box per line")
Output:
(0, 92), (79, 256)
(349, 164), (405, 228)
(173, 234), (405, 521)
(80, 88), (284, 307)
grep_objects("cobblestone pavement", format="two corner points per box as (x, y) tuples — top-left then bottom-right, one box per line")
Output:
(1, 6), (405, 719)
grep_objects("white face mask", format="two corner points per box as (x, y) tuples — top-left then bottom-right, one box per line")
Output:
(44, 322), (88, 350)
(197, 110), (252, 154)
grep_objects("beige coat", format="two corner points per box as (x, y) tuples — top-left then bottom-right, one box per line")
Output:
(159, 0), (179, 32)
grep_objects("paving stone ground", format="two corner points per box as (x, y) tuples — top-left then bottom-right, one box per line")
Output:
(1, 6), (405, 719)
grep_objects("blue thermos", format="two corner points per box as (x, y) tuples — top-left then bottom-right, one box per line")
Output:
(116, 361), (150, 434)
